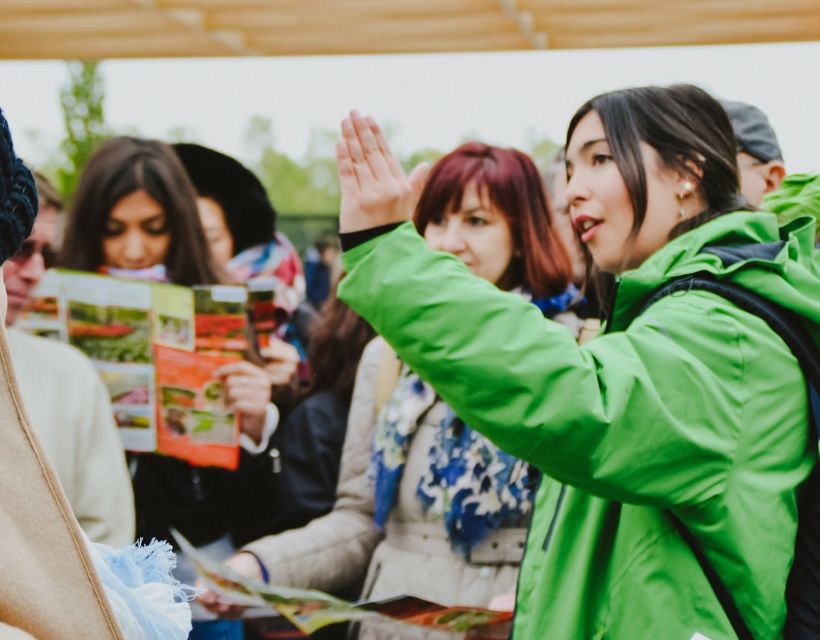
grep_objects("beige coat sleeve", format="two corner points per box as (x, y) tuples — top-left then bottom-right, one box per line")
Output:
(243, 337), (385, 592)
(0, 326), (124, 639)
(6, 330), (135, 548)
(74, 371), (136, 547)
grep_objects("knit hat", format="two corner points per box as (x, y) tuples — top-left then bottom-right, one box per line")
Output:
(0, 108), (38, 263)
(172, 143), (276, 256)
(720, 100), (784, 163)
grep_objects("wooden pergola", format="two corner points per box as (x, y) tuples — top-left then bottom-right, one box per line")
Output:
(0, 0), (818, 59)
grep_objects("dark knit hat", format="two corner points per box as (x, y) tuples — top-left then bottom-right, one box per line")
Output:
(0, 108), (38, 263)
(720, 100), (784, 163)
(173, 143), (276, 255)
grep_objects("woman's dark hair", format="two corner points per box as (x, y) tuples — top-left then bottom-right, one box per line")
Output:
(414, 142), (571, 298)
(173, 143), (276, 256)
(303, 289), (375, 406)
(566, 84), (747, 243)
(565, 84), (747, 309)
(60, 136), (220, 285)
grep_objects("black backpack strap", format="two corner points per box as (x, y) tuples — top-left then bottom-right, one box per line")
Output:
(667, 512), (754, 640)
(641, 274), (820, 640)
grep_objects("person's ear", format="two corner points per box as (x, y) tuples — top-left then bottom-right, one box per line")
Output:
(671, 157), (704, 197)
(764, 161), (786, 194)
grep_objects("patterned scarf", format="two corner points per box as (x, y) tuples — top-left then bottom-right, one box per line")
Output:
(227, 232), (306, 313)
(371, 286), (575, 554)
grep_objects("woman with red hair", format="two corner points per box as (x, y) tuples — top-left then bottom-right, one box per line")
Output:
(202, 143), (575, 638)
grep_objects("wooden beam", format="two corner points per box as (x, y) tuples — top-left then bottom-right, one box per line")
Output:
(533, 8), (820, 36)
(247, 30), (530, 55)
(0, 9), (181, 36)
(133, 0), (256, 55)
(0, 0), (816, 59)
(525, 0), (818, 11)
(0, 32), (241, 59)
(0, 0), (124, 12)
(552, 14), (820, 48)
(204, 10), (511, 33)
(161, 0), (501, 12)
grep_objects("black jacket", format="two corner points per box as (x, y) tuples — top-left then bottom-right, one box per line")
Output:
(132, 390), (349, 549)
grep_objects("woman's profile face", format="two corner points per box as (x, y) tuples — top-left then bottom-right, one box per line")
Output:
(565, 110), (693, 274)
(423, 181), (515, 287)
(196, 196), (234, 268)
(102, 189), (171, 270)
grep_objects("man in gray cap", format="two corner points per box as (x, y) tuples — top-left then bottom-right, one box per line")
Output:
(721, 100), (787, 207)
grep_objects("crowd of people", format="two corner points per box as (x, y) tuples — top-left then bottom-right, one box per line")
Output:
(0, 81), (815, 640)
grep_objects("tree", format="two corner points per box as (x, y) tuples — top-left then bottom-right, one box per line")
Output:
(400, 147), (443, 174)
(57, 61), (108, 198)
(525, 130), (560, 175)
(165, 124), (200, 143)
(243, 115), (341, 215)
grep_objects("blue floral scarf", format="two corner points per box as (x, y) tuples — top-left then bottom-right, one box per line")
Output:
(371, 286), (576, 554)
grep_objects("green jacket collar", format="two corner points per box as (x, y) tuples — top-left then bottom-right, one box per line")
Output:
(610, 211), (818, 332)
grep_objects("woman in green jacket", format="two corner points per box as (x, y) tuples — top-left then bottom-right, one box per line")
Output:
(333, 85), (819, 639)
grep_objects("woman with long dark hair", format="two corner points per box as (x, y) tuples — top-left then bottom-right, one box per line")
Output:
(332, 89), (818, 638)
(60, 136), (278, 563)
(62, 137), (219, 286)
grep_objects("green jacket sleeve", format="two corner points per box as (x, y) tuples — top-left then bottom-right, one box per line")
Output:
(339, 223), (753, 508)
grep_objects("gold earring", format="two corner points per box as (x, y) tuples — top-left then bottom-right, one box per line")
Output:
(677, 193), (687, 219)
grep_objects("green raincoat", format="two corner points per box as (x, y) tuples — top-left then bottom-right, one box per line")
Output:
(762, 173), (820, 241)
(338, 211), (819, 639)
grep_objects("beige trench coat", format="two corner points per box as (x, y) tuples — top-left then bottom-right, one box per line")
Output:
(245, 337), (527, 638)
(0, 317), (122, 639)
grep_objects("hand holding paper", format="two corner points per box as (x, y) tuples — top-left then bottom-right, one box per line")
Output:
(260, 337), (300, 387)
(214, 360), (273, 446)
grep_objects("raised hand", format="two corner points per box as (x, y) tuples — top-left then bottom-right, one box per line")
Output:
(336, 110), (430, 233)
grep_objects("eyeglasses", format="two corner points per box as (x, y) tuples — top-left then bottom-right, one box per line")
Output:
(8, 240), (57, 268)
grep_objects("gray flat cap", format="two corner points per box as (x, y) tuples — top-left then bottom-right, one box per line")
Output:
(721, 100), (784, 163)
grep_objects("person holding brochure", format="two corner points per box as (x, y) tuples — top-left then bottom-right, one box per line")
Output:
(5, 171), (135, 547)
(172, 142), (313, 389)
(172, 142), (305, 307)
(0, 107), (194, 640)
(58, 136), (297, 635)
(202, 142), (577, 639)
(331, 90), (818, 638)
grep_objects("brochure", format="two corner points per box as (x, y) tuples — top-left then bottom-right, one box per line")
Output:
(173, 530), (513, 635)
(17, 270), (253, 470)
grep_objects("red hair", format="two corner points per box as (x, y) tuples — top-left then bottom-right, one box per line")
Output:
(414, 142), (571, 297)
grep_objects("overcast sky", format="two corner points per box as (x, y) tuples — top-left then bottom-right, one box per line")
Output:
(1, 41), (818, 173)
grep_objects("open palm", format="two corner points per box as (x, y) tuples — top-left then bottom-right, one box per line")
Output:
(336, 110), (429, 233)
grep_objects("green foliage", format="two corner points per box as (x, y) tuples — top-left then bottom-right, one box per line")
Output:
(165, 124), (200, 143)
(400, 147), (444, 174)
(243, 116), (451, 217)
(34, 64), (561, 225)
(525, 129), (561, 175)
(57, 61), (108, 199)
(243, 115), (341, 215)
